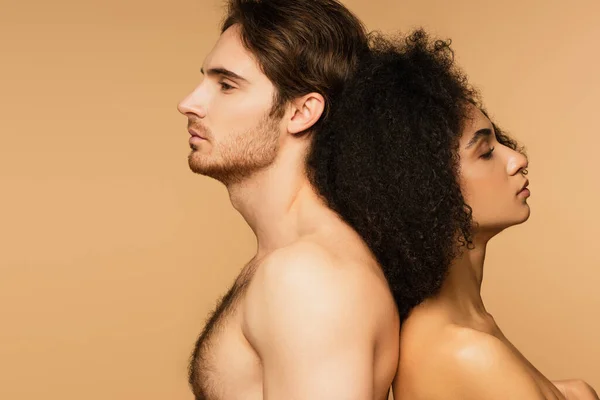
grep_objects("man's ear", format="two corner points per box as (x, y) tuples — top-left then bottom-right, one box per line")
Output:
(286, 93), (325, 135)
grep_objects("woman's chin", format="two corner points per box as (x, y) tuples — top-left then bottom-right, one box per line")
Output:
(518, 203), (531, 224)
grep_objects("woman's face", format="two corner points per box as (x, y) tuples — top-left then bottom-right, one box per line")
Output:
(458, 106), (530, 237)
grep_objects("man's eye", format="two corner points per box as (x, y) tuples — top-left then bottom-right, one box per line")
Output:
(220, 82), (234, 91)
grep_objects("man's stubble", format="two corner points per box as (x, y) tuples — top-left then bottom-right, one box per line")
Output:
(188, 113), (282, 185)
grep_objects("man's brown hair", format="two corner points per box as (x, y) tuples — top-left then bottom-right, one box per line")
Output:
(222, 0), (367, 130)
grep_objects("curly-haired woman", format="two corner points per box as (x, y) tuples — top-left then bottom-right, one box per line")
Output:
(307, 30), (597, 400)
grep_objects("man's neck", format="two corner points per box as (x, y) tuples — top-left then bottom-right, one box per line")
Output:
(226, 146), (325, 258)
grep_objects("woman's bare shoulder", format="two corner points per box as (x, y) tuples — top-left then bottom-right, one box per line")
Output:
(396, 322), (545, 400)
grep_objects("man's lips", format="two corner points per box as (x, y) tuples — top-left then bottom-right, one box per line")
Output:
(188, 128), (206, 140)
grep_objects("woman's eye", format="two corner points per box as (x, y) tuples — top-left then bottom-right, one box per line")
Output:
(481, 147), (495, 160)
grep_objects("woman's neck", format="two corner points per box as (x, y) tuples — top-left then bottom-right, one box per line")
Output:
(435, 236), (493, 323)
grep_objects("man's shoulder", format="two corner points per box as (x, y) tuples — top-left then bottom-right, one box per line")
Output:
(264, 239), (338, 274)
(254, 239), (373, 305)
(245, 238), (395, 331)
(259, 239), (392, 305)
(400, 325), (542, 399)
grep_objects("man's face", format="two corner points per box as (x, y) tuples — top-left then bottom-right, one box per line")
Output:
(178, 25), (283, 184)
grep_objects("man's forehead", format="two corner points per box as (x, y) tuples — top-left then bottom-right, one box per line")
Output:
(202, 25), (261, 80)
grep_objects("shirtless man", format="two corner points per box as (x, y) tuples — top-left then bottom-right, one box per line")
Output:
(176, 1), (399, 399)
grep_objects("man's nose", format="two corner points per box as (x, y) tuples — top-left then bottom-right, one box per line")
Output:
(177, 85), (207, 118)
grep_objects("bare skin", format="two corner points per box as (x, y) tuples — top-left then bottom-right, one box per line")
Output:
(554, 380), (599, 400)
(392, 107), (597, 400)
(178, 26), (399, 400)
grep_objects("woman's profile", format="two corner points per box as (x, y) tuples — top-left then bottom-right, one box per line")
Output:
(308, 30), (598, 399)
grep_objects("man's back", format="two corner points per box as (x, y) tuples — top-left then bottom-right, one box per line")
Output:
(190, 211), (399, 400)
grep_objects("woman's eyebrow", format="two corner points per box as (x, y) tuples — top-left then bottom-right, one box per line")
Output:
(465, 128), (492, 149)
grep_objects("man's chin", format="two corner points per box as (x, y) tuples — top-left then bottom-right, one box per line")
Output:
(187, 156), (245, 185)
(188, 153), (217, 176)
(188, 159), (222, 179)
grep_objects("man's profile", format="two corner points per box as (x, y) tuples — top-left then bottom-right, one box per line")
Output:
(177, 1), (400, 398)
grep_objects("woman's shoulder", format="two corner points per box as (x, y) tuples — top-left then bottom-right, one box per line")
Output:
(396, 320), (544, 400)
(399, 316), (505, 373)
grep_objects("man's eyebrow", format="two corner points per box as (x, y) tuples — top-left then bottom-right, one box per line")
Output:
(465, 128), (493, 149)
(200, 67), (249, 83)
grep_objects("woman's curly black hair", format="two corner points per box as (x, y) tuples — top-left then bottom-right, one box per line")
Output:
(307, 29), (521, 320)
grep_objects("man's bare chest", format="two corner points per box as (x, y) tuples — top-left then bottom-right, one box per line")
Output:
(189, 266), (263, 400)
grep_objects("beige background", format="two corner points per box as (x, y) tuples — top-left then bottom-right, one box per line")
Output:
(1, 0), (598, 398)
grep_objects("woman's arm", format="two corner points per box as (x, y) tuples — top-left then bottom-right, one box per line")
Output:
(553, 380), (599, 400)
